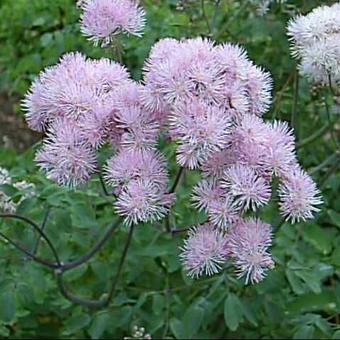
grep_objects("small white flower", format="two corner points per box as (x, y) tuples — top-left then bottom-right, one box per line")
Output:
(287, 3), (340, 85)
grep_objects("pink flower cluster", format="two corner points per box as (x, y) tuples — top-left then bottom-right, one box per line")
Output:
(24, 36), (323, 284)
(80, 0), (146, 47)
(141, 38), (322, 283)
(23, 52), (173, 225)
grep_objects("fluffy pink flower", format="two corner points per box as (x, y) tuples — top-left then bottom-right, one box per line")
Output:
(115, 179), (174, 225)
(263, 120), (297, 178)
(22, 52), (129, 132)
(221, 164), (271, 211)
(243, 64), (272, 116)
(228, 218), (274, 284)
(36, 119), (97, 187)
(180, 224), (228, 278)
(170, 99), (232, 169)
(78, 102), (112, 148)
(278, 167), (322, 223)
(104, 149), (168, 191)
(207, 195), (240, 230)
(200, 149), (237, 180)
(192, 179), (224, 212)
(80, 0), (146, 47)
(110, 82), (161, 151)
(231, 115), (271, 173)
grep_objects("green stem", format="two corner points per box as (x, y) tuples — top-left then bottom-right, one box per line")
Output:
(216, 2), (248, 40)
(296, 123), (331, 149)
(291, 68), (299, 140)
(99, 172), (110, 196)
(0, 214), (61, 265)
(211, 0), (221, 36)
(56, 224), (134, 309)
(170, 167), (185, 193)
(61, 218), (121, 271)
(0, 230), (58, 269)
(324, 96), (339, 148)
(201, 0), (212, 35)
(309, 151), (340, 176)
(32, 206), (51, 256)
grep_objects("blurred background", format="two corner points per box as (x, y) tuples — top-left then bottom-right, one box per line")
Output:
(0, 0), (339, 338)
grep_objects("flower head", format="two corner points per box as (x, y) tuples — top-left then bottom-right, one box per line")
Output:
(22, 52), (129, 133)
(228, 218), (274, 284)
(104, 149), (168, 191)
(279, 167), (323, 223)
(80, 0), (146, 47)
(207, 195), (240, 230)
(170, 99), (232, 169)
(222, 164), (271, 212)
(115, 179), (174, 225)
(263, 120), (297, 178)
(180, 224), (228, 278)
(287, 3), (340, 85)
(192, 179), (224, 212)
(35, 120), (97, 188)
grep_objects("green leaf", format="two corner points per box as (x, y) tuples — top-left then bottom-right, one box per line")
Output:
(40, 33), (53, 47)
(293, 325), (314, 339)
(0, 183), (18, 196)
(288, 291), (337, 314)
(333, 330), (340, 339)
(224, 293), (243, 331)
(286, 269), (305, 295)
(241, 301), (258, 327)
(88, 312), (110, 340)
(183, 304), (204, 338)
(295, 270), (321, 294)
(63, 313), (91, 335)
(314, 316), (331, 337)
(303, 224), (333, 255)
(0, 291), (16, 323)
(328, 210), (340, 229)
(70, 200), (97, 229)
(170, 318), (185, 339)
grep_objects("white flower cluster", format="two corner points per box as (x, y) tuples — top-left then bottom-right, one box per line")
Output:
(287, 3), (340, 86)
(123, 326), (152, 340)
(0, 167), (36, 213)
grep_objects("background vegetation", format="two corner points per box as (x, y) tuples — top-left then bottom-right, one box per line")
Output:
(0, 0), (339, 338)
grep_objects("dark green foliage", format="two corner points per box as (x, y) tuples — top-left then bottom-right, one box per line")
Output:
(0, 0), (339, 338)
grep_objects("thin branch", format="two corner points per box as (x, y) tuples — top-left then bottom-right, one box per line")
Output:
(0, 214), (61, 265)
(201, 0), (212, 35)
(320, 162), (339, 189)
(32, 207), (51, 256)
(324, 97), (339, 149)
(106, 224), (134, 303)
(211, 0), (221, 36)
(99, 172), (110, 196)
(309, 151), (340, 176)
(0, 231), (58, 269)
(55, 271), (107, 309)
(165, 217), (171, 234)
(216, 2), (248, 40)
(272, 71), (294, 119)
(162, 274), (170, 338)
(296, 122), (331, 149)
(291, 68), (299, 140)
(171, 227), (190, 236)
(56, 224), (135, 309)
(61, 218), (122, 271)
(170, 167), (185, 194)
(328, 73), (336, 97)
